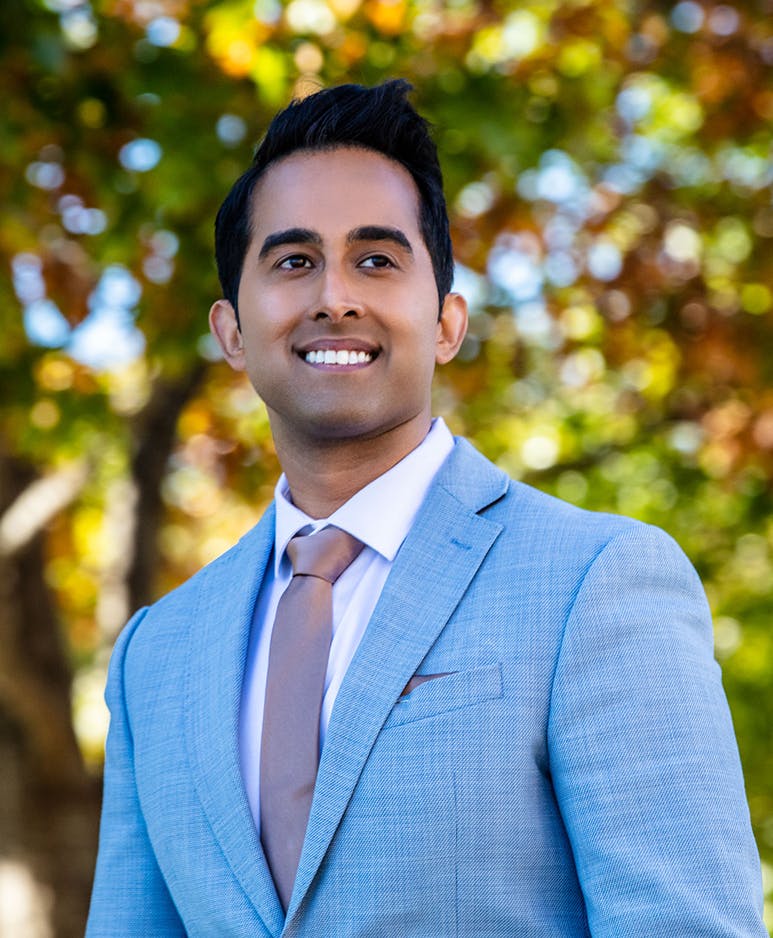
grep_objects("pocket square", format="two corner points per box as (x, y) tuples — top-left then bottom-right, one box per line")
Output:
(400, 672), (453, 698)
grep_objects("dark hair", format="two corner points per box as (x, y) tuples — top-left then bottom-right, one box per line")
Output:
(214, 79), (453, 322)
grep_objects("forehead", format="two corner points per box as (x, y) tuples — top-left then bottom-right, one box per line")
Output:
(248, 147), (423, 242)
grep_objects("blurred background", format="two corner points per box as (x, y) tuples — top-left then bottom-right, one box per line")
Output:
(1, 0), (772, 934)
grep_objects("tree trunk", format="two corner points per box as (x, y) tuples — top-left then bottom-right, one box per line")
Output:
(0, 455), (99, 938)
(127, 363), (206, 613)
(0, 361), (206, 936)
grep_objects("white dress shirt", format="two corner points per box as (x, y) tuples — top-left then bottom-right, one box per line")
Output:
(238, 418), (455, 831)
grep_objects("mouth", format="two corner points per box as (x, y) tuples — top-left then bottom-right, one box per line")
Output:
(297, 342), (379, 368)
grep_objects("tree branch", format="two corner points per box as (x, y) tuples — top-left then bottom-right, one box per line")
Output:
(0, 462), (90, 559)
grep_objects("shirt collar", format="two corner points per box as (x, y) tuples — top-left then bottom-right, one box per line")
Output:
(273, 417), (455, 575)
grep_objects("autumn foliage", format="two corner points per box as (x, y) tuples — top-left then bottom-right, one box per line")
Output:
(1, 0), (772, 934)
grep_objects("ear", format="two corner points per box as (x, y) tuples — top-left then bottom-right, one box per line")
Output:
(435, 292), (468, 365)
(209, 299), (246, 371)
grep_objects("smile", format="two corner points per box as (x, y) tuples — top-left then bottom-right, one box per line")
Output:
(303, 349), (374, 365)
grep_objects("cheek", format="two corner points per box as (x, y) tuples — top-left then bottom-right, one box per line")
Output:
(240, 271), (307, 317)
(241, 298), (295, 343)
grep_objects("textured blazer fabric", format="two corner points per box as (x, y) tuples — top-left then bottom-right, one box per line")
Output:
(87, 438), (767, 937)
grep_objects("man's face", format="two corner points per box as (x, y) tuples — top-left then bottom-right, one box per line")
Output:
(210, 146), (467, 450)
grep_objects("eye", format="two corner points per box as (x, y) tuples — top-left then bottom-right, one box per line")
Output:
(277, 254), (313, 270)
(359, 254), (395, 269)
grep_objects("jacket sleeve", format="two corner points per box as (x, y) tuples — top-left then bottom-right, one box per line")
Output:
(86, 607), (186, 937)
(548, 522), (767, 937)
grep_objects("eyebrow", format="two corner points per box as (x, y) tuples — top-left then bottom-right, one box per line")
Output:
(258, 225), (414, 260)
(346, 226), (413, 253)
(258, 228), (321, 260)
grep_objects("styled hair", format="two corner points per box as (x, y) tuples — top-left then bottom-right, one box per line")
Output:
(214, 79), (453, 321)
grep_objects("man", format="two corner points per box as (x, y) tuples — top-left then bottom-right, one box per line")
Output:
(87, 80), (766, 936)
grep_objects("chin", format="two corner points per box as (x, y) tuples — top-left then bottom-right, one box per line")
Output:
(301, 409), (416, 445)
(305, 417), (384, 443)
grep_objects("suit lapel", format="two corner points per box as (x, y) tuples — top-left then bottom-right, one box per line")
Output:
(286, 441), (507, 922)
(184, 506), (285, 938)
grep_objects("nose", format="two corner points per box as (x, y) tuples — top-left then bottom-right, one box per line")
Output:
(311, 266), (364, 322)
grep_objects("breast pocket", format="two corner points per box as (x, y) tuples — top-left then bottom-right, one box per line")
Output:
(383, 663), (503, 729)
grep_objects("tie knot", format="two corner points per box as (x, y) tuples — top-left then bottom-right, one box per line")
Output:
(286, 526), (364, 585)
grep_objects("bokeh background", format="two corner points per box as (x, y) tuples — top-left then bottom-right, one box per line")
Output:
(2, 0), (772, 934)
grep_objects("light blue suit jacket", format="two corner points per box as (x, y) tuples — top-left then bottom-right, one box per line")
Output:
(88, 439), (766, 937)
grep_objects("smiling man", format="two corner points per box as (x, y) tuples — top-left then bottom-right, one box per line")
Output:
(87, 81), (766, 937)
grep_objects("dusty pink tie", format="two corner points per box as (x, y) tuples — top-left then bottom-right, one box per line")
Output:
(260, 526), (364, 910)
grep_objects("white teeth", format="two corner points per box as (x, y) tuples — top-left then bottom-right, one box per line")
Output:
(304, 349), (373, 365)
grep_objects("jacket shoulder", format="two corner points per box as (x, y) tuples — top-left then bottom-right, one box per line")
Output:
(443, 436), (657, 547)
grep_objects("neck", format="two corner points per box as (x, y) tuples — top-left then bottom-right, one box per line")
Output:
(273, 417), (432, 519)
